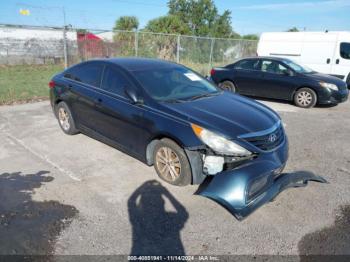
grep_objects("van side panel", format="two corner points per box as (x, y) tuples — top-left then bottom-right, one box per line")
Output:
(258, 31), (350, 82)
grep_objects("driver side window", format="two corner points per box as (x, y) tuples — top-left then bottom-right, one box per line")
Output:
(101, 66), (130, 98)
(261, 60), (288, 75)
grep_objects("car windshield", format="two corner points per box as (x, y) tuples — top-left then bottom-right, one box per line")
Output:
(282, 59), (314, 74)
(133, 67), (221, 102)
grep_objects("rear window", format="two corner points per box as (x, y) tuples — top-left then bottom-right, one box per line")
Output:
(234, 59), (260, 70)
(340, 43), (350, 60)
(64, 62), (103, 87)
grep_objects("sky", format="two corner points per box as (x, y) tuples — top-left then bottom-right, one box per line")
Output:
(0, 0), (349, 35)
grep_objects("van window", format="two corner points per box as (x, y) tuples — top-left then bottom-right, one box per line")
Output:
(340, 43), (350, 59)
(101, 66), (129, 97)
(64, 63), (103, 87)
(234, 59), (260, 70)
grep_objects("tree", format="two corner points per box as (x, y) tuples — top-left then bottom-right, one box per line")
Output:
(113, 16), (139, 56)
(113, 16), (139, 31)
(167, 0), (236, 38)
(242, 34), (259, 40)
(143, 16), (189, 60)
(145, 15), (190, 35)
(287, 27), (299, 32)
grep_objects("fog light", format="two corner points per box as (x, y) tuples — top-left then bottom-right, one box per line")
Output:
(248, 175), (269, 199)
(203, 156), (224, 175)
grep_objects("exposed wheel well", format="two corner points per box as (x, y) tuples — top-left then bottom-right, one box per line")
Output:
(145, 135), (185, 166)
(219, 79), (235, 85)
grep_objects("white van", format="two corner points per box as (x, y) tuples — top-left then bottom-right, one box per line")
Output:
(257, 31), (350, 87)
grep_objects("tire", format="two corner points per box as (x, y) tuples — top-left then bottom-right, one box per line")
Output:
(153, 138), (192, 186)
(294, 88), (317, 108)
(55, 101), (79, 135)
(219, 80), (236, 92)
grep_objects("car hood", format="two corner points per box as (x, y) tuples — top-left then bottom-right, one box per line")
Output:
(305, 72), (347, 88)
(159, 92), (280, 139)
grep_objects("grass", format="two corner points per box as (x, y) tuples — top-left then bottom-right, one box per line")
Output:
(0, 61), (224, 105)
(0, 64), (63, 105)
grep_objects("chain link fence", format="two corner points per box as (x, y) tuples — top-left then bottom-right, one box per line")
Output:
(0, 24), (257, 75)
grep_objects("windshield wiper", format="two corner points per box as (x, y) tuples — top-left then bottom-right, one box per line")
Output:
(188, 92), (220, 101)
(163, 98), (188, 103)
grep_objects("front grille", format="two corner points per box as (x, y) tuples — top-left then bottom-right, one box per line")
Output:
(243, 123), (284, 151)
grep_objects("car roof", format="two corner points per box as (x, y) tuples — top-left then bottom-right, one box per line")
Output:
(237, 56), (293, 63)
(91, 57), (181, 72)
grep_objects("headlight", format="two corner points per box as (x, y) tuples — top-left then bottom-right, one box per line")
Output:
(319, 81), (338, 91)
(191, 124), (251, 156)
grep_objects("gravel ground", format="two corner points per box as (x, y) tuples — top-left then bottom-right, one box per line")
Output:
(0, 99), (349, 258)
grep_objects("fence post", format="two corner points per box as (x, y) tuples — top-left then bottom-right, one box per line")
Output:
(135, 31), (139, 57)
(208, 38), (215, 74)
(176, 35), (180, 63)
(63, 26), (68, 68)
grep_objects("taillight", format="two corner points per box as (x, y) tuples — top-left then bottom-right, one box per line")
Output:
(210, 68), (215, 76)
(49, 80), (55, 88)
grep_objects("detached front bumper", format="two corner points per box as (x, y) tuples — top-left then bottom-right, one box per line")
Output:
(195, 139), (327, 220)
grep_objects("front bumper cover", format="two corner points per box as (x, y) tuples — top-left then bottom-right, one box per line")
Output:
(197, 169), (327, 220)
(195, 139), (327, 220)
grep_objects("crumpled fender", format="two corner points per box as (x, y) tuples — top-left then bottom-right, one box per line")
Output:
(196, 165), (328, 220)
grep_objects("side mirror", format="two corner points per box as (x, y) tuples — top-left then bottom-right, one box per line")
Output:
(124, 88), (144, 105)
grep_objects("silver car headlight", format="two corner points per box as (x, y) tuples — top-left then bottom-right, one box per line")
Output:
(191, 124), (251, 156)
(319, 81), (338, 91)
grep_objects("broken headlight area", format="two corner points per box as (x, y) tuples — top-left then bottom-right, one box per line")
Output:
(202, 153), (257, 175)
(189, 145), (257, 175)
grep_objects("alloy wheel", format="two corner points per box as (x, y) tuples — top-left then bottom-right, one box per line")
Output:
(155, 146), (181, 182)
(219, 81), (236, 92)
(58, 107), (70, 131)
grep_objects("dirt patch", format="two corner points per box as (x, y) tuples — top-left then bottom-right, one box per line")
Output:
(0, 171), (78, 255)
(0, 97), (49, 106)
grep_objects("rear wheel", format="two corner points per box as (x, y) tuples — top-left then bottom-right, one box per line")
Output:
(294, 88), (317, 108)
(219, 80), (236, 92)
(55, 101), (79, 135)
(153, 138), (192, 186)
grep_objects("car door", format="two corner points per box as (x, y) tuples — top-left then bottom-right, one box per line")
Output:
(63, 61), (104, 129)
(258, 59), (296, 100)
(94, 64), (148, 156)
(231, 59), (263, 95)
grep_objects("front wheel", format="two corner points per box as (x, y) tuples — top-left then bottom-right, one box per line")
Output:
(294, 88), (317, 108)
(153, 138), (192, 186)
(218, 80), (236, 92)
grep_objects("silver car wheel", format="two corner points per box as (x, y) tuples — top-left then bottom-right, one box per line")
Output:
(58, 107), (70, 131)
(219, 81), (236, 92)
(155, 146), (181, 182)
(296, 91), (312, 106)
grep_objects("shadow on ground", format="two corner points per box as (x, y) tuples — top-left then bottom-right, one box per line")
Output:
(0, 171), (78, 255)
(128, 180), (188, 255)
(298, 205), (350, 261)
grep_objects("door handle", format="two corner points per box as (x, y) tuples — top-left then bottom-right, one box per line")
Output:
(326, 58), (331, 64)
(336, 59), (340, 64)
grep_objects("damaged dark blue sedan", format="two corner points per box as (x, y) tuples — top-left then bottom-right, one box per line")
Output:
(49, 58), (326, 219)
